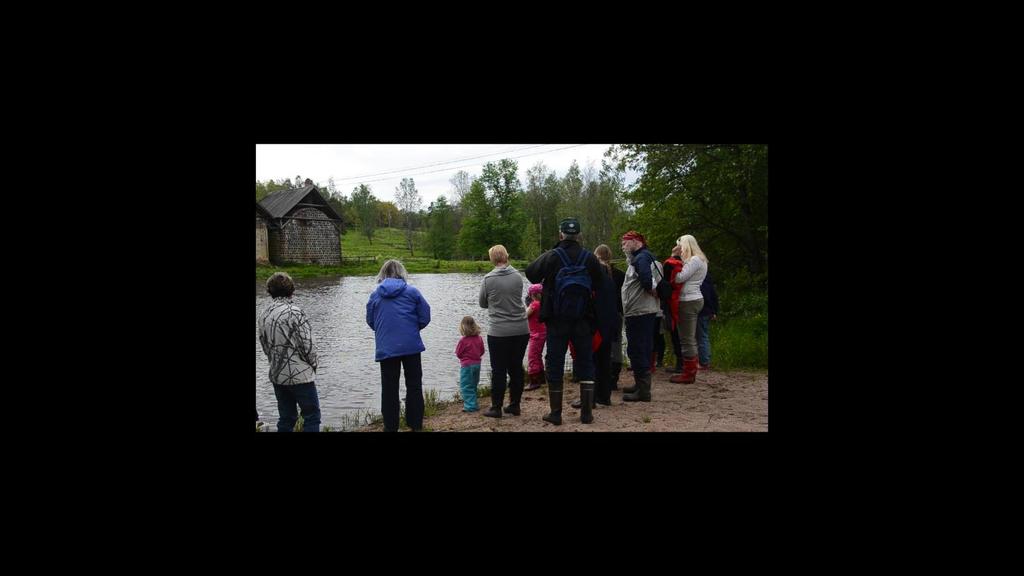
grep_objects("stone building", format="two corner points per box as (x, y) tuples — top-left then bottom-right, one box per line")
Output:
(256, 202), (271, 264)
(258, 183), (344, 265)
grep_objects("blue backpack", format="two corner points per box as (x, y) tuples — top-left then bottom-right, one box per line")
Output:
(553, 247), (592, 320)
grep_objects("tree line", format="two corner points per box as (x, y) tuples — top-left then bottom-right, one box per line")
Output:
(255, 145), (768, 290)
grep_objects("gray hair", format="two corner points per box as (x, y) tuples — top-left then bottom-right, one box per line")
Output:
(376, 259), (409, 283)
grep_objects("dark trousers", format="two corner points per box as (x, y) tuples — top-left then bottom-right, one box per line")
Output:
(669, 319), (683, 363)
(625, 314), (657, 375)
(487, 334), (530, 407)
(546, 318), (595, 384)
(272, 382), (321, 432)
(380, 353), (423, 432)
(594, 336), (612, 404)
(653, 318), (666, 364)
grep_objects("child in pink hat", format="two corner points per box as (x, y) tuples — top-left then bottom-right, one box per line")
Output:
(524, 283), (547, 390)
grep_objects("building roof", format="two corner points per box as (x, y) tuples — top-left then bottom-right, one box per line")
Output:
(255, 201), (272, 220)
(258, 185), (343, 222)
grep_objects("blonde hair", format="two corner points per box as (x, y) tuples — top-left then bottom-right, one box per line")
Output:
(676, 235), (708, 264)
(594, 244), (613, 271)
(488, 245), (508, 265)
(460, 315), (480, 337)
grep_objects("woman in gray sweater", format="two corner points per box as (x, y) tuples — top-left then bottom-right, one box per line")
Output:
(478, 244), (530, 418)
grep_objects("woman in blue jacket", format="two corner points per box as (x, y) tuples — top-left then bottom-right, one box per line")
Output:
(366, 259), (432, 432)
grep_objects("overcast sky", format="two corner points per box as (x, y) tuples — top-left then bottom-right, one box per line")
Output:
(256, 144), (640, 207)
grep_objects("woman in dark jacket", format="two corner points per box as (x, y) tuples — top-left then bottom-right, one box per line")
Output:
(366, 259), (431, 432)
(573, 244), (619, 409)
(597, 244), (626, 389)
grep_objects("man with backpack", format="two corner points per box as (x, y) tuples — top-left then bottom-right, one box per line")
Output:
(526, 218), (606, 425)
(620, 230), (660, 402)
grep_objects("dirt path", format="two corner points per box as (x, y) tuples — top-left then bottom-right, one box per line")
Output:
(359, 368), (768, 432)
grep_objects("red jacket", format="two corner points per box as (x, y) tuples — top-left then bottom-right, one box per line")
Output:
(663, 256), (684, 329)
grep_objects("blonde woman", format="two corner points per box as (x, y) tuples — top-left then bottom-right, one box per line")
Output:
(670, 235), (708, 384)
(478, 245), (530, 418)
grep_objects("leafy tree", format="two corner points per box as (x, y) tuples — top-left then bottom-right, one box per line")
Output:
(610, 144), (768, 284)
(479, 159), (525, 257)
(350, 184), (379, 244)
(458, 180), (494, 259)
(395, 178), (422, 256)
(426, 196), (455, 260)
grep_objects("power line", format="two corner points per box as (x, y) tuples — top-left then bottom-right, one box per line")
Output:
(350, 144), (585, 184)
(330, 144), (549, 182)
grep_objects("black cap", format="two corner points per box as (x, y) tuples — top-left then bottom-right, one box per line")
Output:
(559, 218), (580, 234)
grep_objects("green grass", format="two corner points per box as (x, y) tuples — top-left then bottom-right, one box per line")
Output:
(707, 315), (768, 370)
(653, 316), (767, 370)
(653, 315), (767, 372)
(256, 228), (530, 281)
(342, 227), (427, 258)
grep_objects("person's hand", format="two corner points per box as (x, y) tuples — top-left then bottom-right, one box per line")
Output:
(711, 314), (717, 321)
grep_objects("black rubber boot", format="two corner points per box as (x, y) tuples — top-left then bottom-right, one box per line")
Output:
(580, 381), (594, 424)
(504, 378), (523, 415)
(543, 382), (563, 425)
(485, 378), (505, 417)
(570, 395), (596, 409)
(623, 372), (652, 402)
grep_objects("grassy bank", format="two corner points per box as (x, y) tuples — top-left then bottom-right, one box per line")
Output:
(257, 227), (533, 280)
(656, 306), (767, 371)
(257, 387), (465, 432)
(256, 259), (532, 281)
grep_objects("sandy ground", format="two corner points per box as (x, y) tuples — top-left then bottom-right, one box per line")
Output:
(359, 368), (768, 432)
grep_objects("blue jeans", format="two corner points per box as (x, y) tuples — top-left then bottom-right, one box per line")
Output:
(459, 364), (480, 411)
(545, 318), (594, 385)
(624, 313), (657, 374)
(272, 382), (321, 432)
(696, 314), (712, 366)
